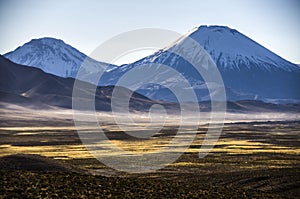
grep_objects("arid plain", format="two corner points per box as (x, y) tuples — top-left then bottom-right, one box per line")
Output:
(0, 103), (299, 198)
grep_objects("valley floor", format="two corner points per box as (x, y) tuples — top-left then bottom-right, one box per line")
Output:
(0, 105), (299, 198)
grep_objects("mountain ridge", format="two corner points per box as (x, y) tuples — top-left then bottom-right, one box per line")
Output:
(3, 25), (300, 102)
(0, 55), (157, 112)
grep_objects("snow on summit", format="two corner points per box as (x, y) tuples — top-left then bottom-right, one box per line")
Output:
(186, 25), (299, 72)
(4, 37), (116, 78)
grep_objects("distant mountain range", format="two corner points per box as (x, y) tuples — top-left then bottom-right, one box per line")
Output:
(3, 25), (300, 103)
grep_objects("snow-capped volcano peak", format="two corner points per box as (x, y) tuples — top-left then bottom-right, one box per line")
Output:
(4, 37), (116, 78)
(103, 25), (300, 102)
(182, 25), (299, 72)
(27, 37), (66, 46)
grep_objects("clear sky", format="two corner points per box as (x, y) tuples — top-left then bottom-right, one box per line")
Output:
(0, 0), (299, 64)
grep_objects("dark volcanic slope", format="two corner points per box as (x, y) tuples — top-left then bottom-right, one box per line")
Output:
(0, 154), (85, 173)
(1, 55), (299, 113)
(0, 55), (155, 111)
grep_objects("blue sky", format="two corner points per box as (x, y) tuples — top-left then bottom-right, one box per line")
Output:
(0, 0), (299, 64)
